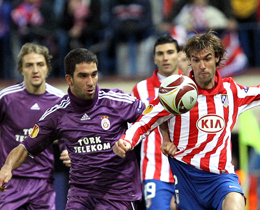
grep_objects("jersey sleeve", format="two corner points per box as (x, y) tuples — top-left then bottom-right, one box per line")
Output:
(230, 78), (260, 114)
(124, 97), (172, 148)
(21, 107), (61, 156)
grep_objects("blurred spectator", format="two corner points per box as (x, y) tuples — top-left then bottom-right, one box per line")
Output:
(158, 0), (237, 33)
(57, 0), (103, 77)
(174, 0), (228, 34)
(59, 0), (103, 50)
(10, 0), (58, 78)
(0, 0), (13, 79)
(161, 0), (248, 78)
(11, 0), (56, 44)
(231, 0), (259, 23)
(231, 0), (260, 67)
(108, 0), (155, 77)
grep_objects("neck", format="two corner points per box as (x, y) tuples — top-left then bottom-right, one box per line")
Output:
(24, 82), (46, 94)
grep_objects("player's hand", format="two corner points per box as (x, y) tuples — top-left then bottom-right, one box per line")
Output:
(113, 139), (131, 158)
(0, 165), (12, 192)
(60, 150), (71, 167)
(161, 142), (177, 157)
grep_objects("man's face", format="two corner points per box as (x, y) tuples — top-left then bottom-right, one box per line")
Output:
(21, 53), (48, 90)
(178, 51), (190, 76)
(66, 62), (98, 100)
(154, 43), (179, 77)
(189, 48), (219, 89)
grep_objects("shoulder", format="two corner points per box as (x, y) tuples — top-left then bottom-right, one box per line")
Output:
(98, 88), (137, 104)
(0, 82), (25, 100)
(45, 83), (65, 98)
(39, 95), (70, 121)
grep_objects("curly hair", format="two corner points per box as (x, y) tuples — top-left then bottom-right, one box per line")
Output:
(183, 31), (226, 67)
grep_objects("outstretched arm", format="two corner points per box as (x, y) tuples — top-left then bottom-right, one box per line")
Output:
(159, 122), (177, 157)
(0, 145), (28, 191)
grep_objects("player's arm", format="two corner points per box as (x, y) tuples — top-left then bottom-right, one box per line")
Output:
(159, 121), (177, 157)
(0, 145), (28, 191)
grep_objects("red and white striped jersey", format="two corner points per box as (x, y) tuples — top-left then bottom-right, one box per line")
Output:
(126, 71), (260, 174)
(132, 70), (175, 183)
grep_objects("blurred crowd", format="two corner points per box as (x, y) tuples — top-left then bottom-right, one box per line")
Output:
(0, 0), (260, 80)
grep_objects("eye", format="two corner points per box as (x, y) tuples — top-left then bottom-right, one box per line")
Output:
(92, 72), (98, 78)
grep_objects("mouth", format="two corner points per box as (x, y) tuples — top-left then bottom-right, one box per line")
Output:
(86, 89), (94, 95)
(32, 76), (40, 80)
(163, 64), (171, 68)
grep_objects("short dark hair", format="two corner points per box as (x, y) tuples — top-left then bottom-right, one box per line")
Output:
(18, 43), (52, 74)
(64, 48), (98, 76)
(184, 31), (226, 67)
(153, 35), (180, 55)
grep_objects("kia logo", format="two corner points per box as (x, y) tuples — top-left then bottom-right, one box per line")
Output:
(196, 114), (225, 133)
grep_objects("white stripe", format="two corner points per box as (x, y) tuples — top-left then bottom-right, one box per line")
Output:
(39, 97), (70, 121)
(98, 95), (135, 104)
(0, 83), (25, 99)
(46, 83), (65, 97)
(99, 90), (136, 101)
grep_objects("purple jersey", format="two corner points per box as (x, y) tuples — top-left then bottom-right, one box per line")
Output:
(22, 85), (145, 201)
(0, 82), (64, 179)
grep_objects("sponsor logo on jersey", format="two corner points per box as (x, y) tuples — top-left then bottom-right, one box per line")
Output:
(229, 185), (241, 189)
(196, 114), (225, 133)
(221, 94), (229, 108)
(30, 124), (39, 138)
(81, 113), (90, 120)
(101, 116), (110, 130)
(30, 103), (40, 110)
(143, 104), (153, 114)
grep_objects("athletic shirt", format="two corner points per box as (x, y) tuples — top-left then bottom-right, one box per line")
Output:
(124, 71), (260, 174)
(0, 82), (64, 179)
(132, 70), (179, 183)
(22, 85), (145, 201)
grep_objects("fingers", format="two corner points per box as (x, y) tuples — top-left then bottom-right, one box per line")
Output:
(161, 142), (177, 157)
(60, 150), (71, 167)
(113, 139), (131, 158)
(0, 184), (7, 192)
(0, 174), (11, 192)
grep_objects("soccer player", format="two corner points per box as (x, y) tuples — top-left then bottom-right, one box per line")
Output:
(0, 48), (146, 209)
(113, 31), (257, 210)
(0, 43), (69, 209)
(132, 35), (181, 210)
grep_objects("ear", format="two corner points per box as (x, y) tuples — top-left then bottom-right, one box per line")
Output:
(65, 74), (73, 86)
(215, 56), (220, 65)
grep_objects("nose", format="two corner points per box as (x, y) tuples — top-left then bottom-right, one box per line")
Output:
(87, 76), (94, 86)
(32, 64), (39, 73)
(199, 60), (206, 69)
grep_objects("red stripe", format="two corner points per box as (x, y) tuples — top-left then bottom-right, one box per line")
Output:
(132, 85), (141, 100)
(153, 129), (162, 180)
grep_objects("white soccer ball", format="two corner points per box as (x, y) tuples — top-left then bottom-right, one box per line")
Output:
(158, 75), (198, 114)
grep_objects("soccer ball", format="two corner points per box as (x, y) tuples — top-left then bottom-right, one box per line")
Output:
(158, 75), (198, 114)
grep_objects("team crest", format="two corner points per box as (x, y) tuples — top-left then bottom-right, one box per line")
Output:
(243, 86), (249, 93)
(221, 94), (229, 108)
(143, 104), (154, 114)
(101, 116), (110, 130)
(30, 124), (39, 138)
